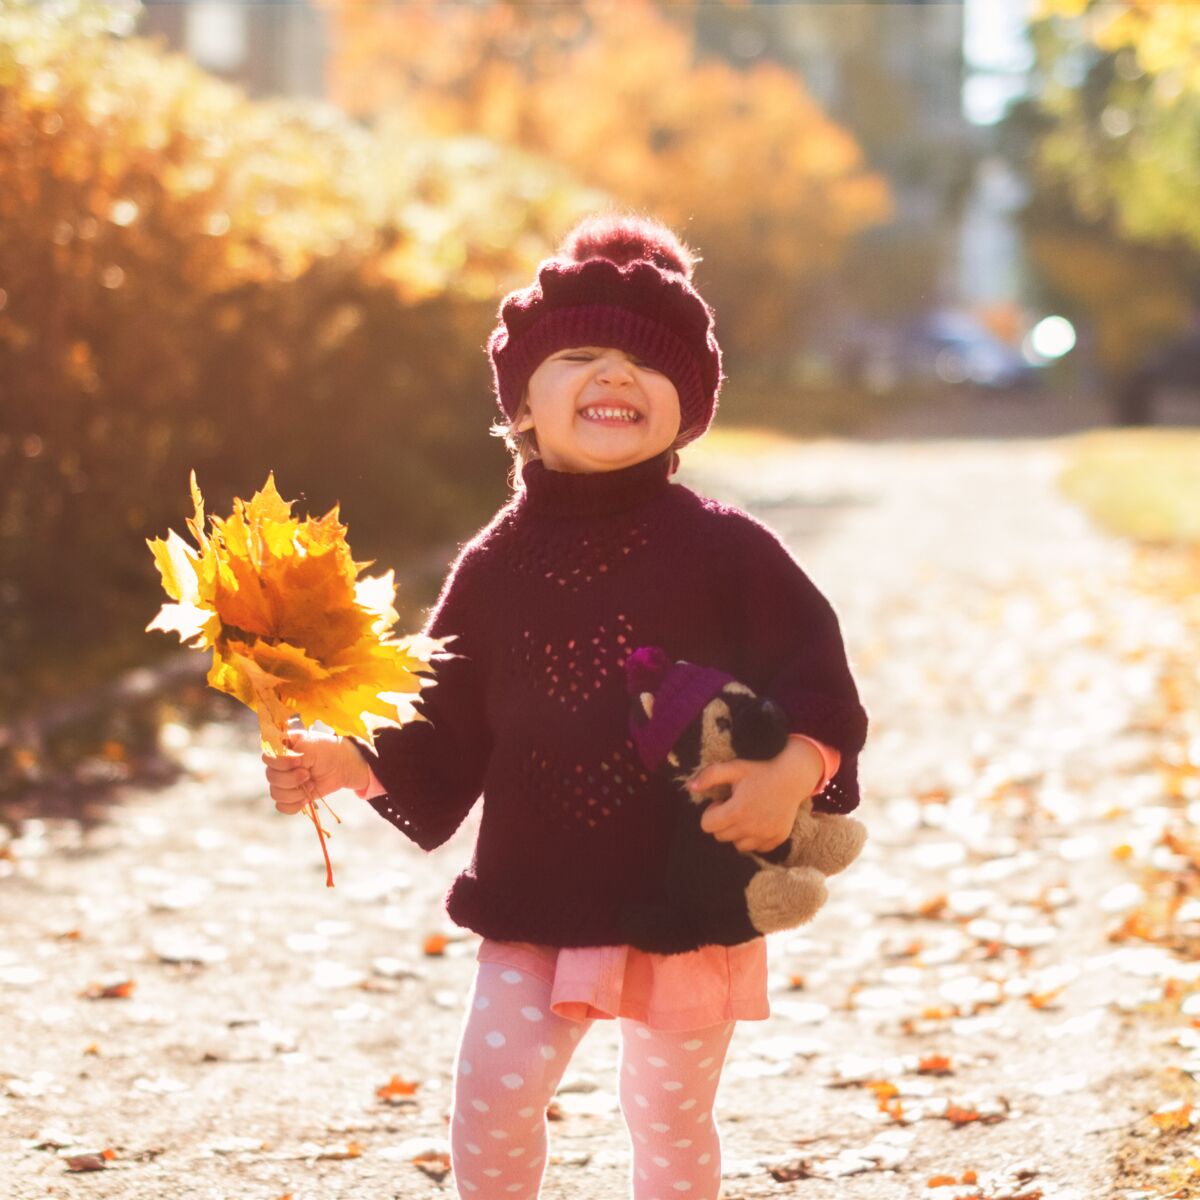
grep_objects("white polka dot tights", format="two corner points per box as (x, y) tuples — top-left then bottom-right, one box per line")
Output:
(450, 962), (734, 1200)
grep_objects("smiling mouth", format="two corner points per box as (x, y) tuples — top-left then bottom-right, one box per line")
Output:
(579, 406), (643, 424)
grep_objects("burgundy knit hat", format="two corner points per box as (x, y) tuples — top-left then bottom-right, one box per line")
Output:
(488, 213), (723, 447)
(624, 646), (738, 772)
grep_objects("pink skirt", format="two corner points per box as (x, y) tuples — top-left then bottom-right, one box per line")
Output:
(475, 936), (771, 1032)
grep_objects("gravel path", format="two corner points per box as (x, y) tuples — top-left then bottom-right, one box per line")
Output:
(1, 431), (1192, 1200)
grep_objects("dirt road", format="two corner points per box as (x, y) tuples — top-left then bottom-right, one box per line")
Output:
(1, 431), (1194, 1200)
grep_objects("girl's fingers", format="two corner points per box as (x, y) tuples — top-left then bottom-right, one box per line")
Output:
(264, 761), (310, 784)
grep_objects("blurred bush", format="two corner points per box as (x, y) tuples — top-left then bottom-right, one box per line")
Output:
(0, 0), (602, 720)
(320, 0), (892, 365)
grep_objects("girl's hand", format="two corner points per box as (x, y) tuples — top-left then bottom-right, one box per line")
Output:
(689, 737), (824, 854)
(262, 730), (370, 815)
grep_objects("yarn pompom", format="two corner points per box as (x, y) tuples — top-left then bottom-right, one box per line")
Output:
(559, 213), (696, 281)
(625, 645), (673, 695)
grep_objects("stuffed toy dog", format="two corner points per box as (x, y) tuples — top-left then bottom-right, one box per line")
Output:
(617, 645), (867, 955)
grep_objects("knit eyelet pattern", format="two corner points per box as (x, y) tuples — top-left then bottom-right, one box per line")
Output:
(513, 612), (637, 713)
(811, 769), (855, 816)
(522, 738), (652, 834)
(507, 522), (653, 592)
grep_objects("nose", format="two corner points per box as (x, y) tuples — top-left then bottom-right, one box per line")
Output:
(593, 352), (636, 385)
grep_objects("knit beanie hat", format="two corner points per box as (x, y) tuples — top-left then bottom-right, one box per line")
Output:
(624, 645), (738, 772)
(487, 213), (723, 447)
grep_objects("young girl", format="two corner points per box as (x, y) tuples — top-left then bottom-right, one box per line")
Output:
(264, 212), (868, 1200)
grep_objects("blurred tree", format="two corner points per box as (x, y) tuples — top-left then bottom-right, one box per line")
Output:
(0, 0), (600, 720)
(320, 0), (892, 363)
(1031, 0), (1200, 253)
(1011, 1), (1200, 379)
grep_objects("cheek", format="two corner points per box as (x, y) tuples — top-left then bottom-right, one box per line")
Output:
(645, 376), (680, 416)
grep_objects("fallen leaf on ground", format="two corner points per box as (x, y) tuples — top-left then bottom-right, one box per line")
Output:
(376, 1075), (420, 1102)
(413, 1150), (451, 1181)
(64, 1149), (115, 1172)
(918, 1055), (954, 1075)
(81, 979), (135, 999)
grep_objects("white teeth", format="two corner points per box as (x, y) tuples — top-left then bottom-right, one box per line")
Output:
(582, 407), (640, 422)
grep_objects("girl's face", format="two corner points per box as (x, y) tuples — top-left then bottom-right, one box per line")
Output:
(523, 346), (681, 474)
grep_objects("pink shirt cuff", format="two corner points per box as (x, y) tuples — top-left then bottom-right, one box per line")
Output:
(356, 764), (387, 800)
(788, 733), (841, 796)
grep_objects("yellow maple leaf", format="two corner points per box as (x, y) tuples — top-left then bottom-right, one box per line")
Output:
(146, 471), (452, 885)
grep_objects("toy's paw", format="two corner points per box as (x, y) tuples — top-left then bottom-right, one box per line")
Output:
(745, 865), (827, 935)
(788, 815), (867, 877)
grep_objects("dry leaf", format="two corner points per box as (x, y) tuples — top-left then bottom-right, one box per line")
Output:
(64, 1149), (115, 1172)
(147, 471), (448, 886)
(82, 979), (135, 1000)
(376, 1075), (420, 1102)
(1151, 1101), (1194, 1131)
(944, 1104), (985, 1125)
(413, 1150), (451, 1181)
(918, 1055), (953, 1075)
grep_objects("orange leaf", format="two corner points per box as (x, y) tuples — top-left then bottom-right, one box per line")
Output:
(82, 979), (135, 1000)
(1027, 987), (1065, 1009)
(918, 1055), (953, 1075)
(423, 933), (448, 956)
(376, 1075), (420, 1100)
(927, 1176), (958, 1187)
(1151, 1102), (1193, 1130)
(1111, 843), (1134, 861)
(944, 1104), (981, 1124)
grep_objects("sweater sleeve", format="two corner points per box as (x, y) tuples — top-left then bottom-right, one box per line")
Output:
(723, 513), (868, 815)
(349, 542), (493, 851)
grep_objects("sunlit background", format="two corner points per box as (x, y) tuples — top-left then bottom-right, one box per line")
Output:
(2, 0), (1199, 793)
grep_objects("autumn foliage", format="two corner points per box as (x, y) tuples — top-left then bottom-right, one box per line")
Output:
(320, 0), (892, 358)
(0, 0), (597, 720)
(147, 472), (446, 883)
(1021, 0), (1200, 376)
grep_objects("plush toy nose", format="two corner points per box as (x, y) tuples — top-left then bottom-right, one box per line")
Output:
(731, 698), (789, 760)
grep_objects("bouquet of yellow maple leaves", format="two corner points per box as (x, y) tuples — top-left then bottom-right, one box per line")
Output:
(146, 472), (448, 887)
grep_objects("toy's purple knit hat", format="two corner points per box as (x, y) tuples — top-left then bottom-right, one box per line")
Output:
(624, 646), (737, 772)
(487, 213), (724, 447)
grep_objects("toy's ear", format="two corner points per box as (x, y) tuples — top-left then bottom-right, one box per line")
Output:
(639, 692), (655, 719)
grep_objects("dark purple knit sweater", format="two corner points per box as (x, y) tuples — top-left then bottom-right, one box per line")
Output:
(354, 446), (868, 948)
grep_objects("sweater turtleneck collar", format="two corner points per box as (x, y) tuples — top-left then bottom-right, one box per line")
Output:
(518, 447), (675, 518)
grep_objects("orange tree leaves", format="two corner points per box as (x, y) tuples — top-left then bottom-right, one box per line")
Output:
(0, 1), (597, 723)
(320, 0), (891, 359)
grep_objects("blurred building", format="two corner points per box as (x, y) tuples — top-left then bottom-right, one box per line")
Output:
(138, 0), (328, 100)
(699, 0), (1040, 349)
